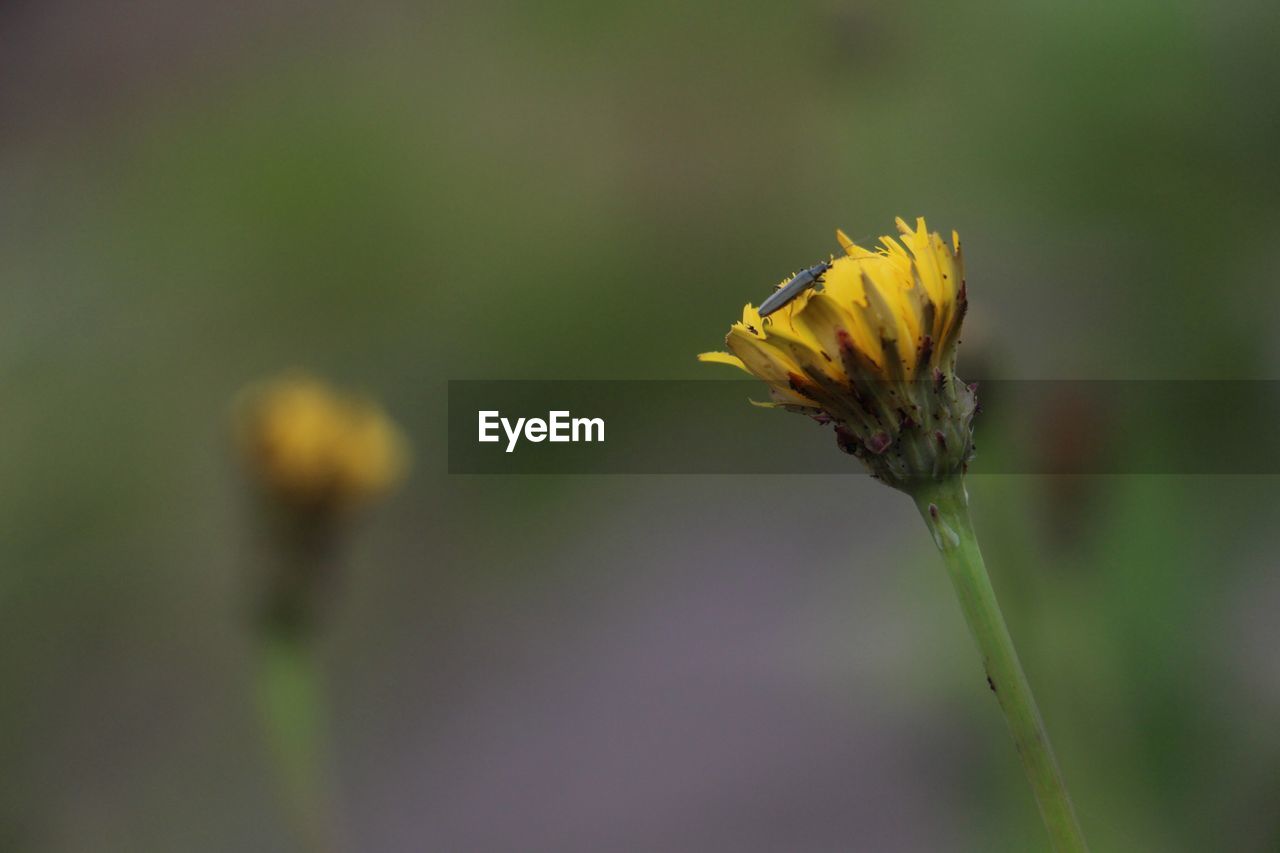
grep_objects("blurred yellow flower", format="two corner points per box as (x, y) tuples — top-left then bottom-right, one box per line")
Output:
(234, 374), (409, 512)
(699, 217), (977, 488)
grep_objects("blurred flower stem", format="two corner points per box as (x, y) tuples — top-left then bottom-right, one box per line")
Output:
(234, 373), (410, 852)
(915, 477), (1086, 852)
(256, 615), (339, 853)
(254, 514), (342, 853)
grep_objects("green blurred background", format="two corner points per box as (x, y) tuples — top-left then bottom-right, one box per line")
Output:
(3, 1), (1280, 850)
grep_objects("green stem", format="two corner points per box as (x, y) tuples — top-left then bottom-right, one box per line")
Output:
(256, 627), (340, 853)
(913, 477), (1087, 852)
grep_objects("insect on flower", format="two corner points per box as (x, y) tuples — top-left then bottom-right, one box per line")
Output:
(699, 218), (975, 489)
(757, 260), (832, 317)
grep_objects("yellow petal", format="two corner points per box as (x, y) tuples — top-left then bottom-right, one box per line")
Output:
(726, 327), (803, 384)
(897, 221), (944, 306)
(794, 291), (884, 371)
(860, 268), (917, 370)
(758, 321), (840, 380)
(820, 255), (869, 308)
(697, 351), (750, 373)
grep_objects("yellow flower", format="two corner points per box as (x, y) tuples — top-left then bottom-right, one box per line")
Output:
(699, 217), (977, 489)
(234, 374), (409, 512)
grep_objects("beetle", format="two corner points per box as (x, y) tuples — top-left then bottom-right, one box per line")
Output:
(758, 260), (832, 317)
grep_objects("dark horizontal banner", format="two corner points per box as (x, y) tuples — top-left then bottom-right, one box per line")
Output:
(447, 380), (1280, 475)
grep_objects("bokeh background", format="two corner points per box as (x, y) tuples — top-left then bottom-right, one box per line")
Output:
(4, 1), (1280, 850)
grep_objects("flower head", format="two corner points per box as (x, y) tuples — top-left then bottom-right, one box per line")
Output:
(699, 217), (977, 490)
(234, 374), (409, 513)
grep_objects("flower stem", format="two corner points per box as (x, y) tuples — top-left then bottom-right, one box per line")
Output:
(256, 625), (340, 853)
(913, 477), (1087, 852)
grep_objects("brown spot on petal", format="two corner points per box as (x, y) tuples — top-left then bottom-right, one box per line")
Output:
(787, 372), (810, 395)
